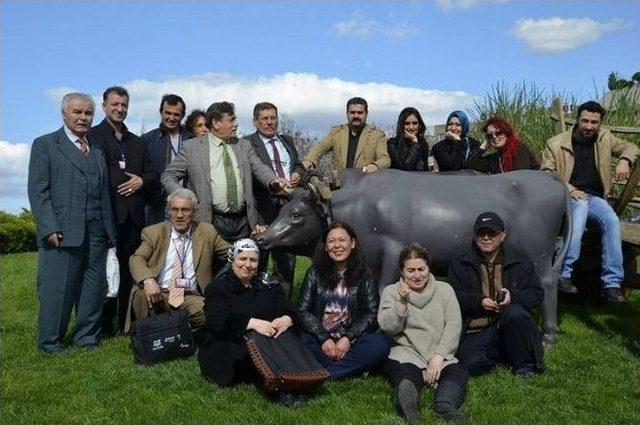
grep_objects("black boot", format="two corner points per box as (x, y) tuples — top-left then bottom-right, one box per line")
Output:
(394, 379), (421, 424)
(434, 370), (467, 424)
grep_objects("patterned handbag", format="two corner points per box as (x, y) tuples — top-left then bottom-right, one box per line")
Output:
(245, 330), (329, 392)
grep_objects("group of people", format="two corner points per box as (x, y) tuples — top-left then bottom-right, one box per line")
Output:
(27, 86), (637, 422)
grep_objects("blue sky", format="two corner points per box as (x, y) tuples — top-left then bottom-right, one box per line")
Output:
(1, 0), (639, 212)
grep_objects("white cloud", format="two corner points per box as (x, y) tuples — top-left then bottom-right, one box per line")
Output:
(332, 16), (376, 39)
(332, 15), (420, 41)
(0, 140), (31, 205)
(83, 72), (475, 137)
(436, 0), (509, 11)
(512, 17), (632, 53)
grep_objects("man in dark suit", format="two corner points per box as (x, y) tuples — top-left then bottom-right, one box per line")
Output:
(87, 86), (159, 334)
(142, 94), (192, 225)
(244, 102), (305, 296)
(161, 101), (285, 243)
(28, 92), (117, 353)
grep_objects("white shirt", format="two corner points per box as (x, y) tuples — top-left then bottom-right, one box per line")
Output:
(64, 125), (90, 153)
(157, 228), (197, 292)
(169, 132), (181, 160)
(208, 133), (245, 213)
(259, 133), (291, 179)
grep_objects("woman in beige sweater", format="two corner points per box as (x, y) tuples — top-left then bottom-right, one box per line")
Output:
(378, 244), (468, 424)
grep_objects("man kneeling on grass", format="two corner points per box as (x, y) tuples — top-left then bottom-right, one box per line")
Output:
(448, 212), (545, 379)
(125, 188), (229, 333)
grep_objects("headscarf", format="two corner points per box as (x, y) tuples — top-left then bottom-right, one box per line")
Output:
(227, 238), (260, 263)
(446, 110), (469, 138)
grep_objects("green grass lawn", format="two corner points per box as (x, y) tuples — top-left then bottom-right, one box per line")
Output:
(1, 252), (639, 425)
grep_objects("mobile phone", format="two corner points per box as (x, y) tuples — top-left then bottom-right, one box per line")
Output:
(495, 290), (505, 303)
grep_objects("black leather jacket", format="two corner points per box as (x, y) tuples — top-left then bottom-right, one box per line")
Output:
(297, 267), (379, 343)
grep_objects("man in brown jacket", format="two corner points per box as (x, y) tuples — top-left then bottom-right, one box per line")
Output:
(302, 97), (390, 175)
(540, 101), (639, 302)
(126, 188), (230, 332)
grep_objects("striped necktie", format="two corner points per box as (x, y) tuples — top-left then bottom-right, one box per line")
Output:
(168, 235), (186, 308)
(222, 142), (238, 210)
(77, 138), (89, 157)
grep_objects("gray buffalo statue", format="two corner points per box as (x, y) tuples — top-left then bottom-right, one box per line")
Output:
(259, 169), (570, 344)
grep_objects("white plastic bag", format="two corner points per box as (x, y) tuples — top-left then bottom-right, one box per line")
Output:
(106, 247), (120, 298)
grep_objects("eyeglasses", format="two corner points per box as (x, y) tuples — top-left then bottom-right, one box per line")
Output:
(485, 129), (504, 140)
(475, 229), (501, 238)
(169, 207), (194, 215)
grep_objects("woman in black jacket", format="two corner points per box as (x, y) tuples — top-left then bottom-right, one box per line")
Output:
(298, 221), (391, 380)
(387, 107), (431, 171)
(476, 116), (540, 174)
(198, 238), (306, 406)
(432, 110), (483, 172)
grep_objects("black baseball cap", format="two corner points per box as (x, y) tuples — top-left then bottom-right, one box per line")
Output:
(473, 212), (505, 233)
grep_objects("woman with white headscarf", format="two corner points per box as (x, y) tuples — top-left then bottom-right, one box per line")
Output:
(198, 239), (306, 407)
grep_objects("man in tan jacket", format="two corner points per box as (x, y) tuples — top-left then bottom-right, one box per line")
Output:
(126, 188), (230, 332)
(540, 101), (639, 302)
(302, 97), (390, 175)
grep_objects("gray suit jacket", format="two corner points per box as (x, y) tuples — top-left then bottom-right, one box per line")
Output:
(161, 135), (276, 227)
(28, 127), (117, 247)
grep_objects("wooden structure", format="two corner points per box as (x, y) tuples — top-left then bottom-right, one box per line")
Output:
(549, 98), (640, 298)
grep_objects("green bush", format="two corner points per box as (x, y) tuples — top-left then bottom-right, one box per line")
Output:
(0, 210), (37, 254)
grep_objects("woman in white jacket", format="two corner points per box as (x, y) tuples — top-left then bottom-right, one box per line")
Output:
(378, 244), (468, 424)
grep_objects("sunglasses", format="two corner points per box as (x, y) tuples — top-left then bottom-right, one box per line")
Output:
(475, 228), (501, 238)
(485, 129), (504, 140)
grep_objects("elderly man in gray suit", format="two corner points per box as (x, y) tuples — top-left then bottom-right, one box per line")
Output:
(161, 101), (285, 242)
(28, 92), (117, 353)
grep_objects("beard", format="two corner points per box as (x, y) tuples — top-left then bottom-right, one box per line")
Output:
(574, 127), (597, 145)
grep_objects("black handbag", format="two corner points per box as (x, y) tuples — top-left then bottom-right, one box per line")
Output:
(245, 330), (329, 392)
(129, 309), (195, 365)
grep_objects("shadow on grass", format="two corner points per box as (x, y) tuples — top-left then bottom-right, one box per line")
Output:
(557, 292), (640, 357)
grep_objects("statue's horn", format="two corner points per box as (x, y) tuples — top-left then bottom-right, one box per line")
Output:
(308, 175), (332, 200)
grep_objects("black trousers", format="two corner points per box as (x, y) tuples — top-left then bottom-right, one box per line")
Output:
(102, 219), (142, 333)
(457, 304), (544, 376)
(383, 359), (468, 411)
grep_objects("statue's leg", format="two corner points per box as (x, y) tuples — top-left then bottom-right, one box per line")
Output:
(539, 261), (558, 348)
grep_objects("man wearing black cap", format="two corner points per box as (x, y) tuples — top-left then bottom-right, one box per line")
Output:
(447, 212), (545, 378)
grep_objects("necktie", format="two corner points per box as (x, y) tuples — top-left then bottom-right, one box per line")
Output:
(168, 235), (186, 308)
(77, 138), (89, 157)
(268, 138), (286, 179)
(222, 142), (238, 210)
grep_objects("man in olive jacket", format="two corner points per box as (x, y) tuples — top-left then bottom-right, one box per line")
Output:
(448, 212), (544, 378)
(540, 101), (639, 302)
(302, 97), (390, 175)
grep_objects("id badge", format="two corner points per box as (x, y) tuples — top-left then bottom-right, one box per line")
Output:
(175, 278), (189, 288)
(118, 160), (126, 170)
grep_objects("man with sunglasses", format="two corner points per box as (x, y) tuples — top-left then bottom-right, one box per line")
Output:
(448, 212), (545, 379)
(541, 101), (639, 302)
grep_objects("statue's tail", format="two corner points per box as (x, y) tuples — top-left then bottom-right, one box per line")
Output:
(551, 175), (572, 274)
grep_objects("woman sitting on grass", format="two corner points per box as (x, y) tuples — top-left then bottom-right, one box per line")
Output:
(198, 239), (307, 407)
(298, 221), (391, 380)
(378, 244), (468, 424)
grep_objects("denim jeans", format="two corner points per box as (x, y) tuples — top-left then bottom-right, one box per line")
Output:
(561, 195), (623, 288)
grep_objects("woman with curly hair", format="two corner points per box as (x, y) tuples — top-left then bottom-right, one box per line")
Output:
(387, 107), (432, 171)
(184, 109), (208, 137)
(478, 116), (540, 174)
(298, 221), (391, 380)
